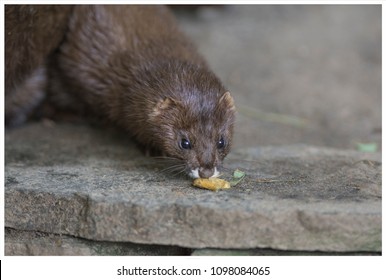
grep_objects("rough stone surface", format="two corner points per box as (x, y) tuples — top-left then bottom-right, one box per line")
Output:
(191, 248), (380, 256)
(5, 228), (191, 256)
(5, 123), (381, 253)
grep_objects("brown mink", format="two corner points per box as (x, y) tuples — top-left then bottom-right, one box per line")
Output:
(8, 5), (236, 179)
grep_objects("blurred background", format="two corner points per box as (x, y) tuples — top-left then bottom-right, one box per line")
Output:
(173, 5), (381, 151)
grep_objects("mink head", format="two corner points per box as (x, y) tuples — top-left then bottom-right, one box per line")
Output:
(147, 63), (236, 178)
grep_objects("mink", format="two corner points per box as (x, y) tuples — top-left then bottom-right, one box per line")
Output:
(6, 5), (236, 178)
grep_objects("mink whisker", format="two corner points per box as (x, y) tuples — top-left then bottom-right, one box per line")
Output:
(160, 165), (188, 178)
(154, 157), (188, 177)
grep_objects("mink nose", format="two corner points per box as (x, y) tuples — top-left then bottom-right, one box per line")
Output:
(198, 167), (214, 178)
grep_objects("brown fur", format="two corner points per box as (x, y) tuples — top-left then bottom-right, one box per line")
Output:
(5, 5), (73, 126)
(6, 5), (236, 178)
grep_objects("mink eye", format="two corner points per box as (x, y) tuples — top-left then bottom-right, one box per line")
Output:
(180, 138), (192, 150)
(217, 136), (225, 149)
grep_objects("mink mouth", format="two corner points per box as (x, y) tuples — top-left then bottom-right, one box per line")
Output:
(188, 167), (220, 179)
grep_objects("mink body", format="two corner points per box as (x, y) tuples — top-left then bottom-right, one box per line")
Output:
(5, 5), (73, 126)
(6, 5), (236, 179)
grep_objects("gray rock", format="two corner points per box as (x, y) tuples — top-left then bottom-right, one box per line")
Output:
(191, 248), (380, 256)
(5, 228), (191, 256)
(5, 123), (381, 253)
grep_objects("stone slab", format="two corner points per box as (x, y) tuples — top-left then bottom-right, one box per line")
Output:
(191, 248), (380, 256)
(5, 228), (191, 256)
(4, 123), (381, 252)
(5, 227), (377, 256)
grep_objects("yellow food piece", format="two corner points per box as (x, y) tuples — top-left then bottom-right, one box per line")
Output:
(192, 178), (231, 191)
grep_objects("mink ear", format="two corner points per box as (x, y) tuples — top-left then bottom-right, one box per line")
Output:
(149, 97), (180, 119)
(219, 91), (236, 112)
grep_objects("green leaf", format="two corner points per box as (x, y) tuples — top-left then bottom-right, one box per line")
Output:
(233, 169), (246, 179)
(230, 169), (246, 187)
